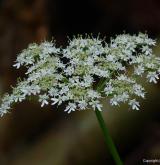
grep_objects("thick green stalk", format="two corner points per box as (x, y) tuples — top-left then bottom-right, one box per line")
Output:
(95, 79), (123, 165)
(95, 110), (123, 165)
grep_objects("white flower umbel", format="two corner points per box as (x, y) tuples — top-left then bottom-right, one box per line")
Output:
(0, 33), (160, 116)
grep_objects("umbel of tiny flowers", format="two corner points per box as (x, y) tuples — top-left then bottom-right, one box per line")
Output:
(0, 33), (160, 164)
(0, 33), (159, 116)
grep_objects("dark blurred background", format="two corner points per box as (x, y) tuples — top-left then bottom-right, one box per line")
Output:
(0, 0), (160, 164)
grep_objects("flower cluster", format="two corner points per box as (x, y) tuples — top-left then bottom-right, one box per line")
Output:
(0, 33), (160, 116)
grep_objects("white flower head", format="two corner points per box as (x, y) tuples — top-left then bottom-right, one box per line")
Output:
(133, 84), (145, 98)
(104, 84), (114, 96)
(110, 95), (120, 106)
(134, 65), (145, 76)
(129, 99), (140, 110)
(78, 100), (88, 110)
(51, 98), (59, 105)
(0, 34), (160, 116)
(39, 94), (49, 107)
(89, 100), (102, 111)
(64, 103), (77, 113)
(147, 72), (159, 83)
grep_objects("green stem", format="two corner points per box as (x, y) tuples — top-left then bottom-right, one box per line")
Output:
(95, 110), (123, 165)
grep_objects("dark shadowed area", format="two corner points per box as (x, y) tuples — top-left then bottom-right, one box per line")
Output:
(0, 0), (160, 164)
